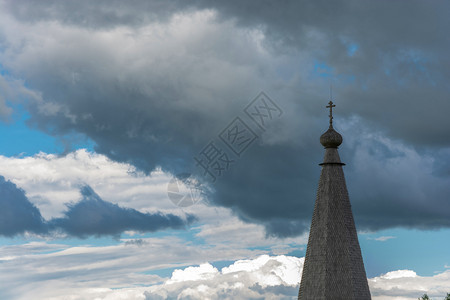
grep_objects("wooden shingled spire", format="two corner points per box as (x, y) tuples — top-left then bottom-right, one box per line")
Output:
(298, 101), (371, 299)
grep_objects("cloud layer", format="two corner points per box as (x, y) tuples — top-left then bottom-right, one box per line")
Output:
(49, 185), (196, 238)
(0, 149), (306, 252)
(1, 244), (448, 300)
(1, 1), (449, 237)
(0, 175), (195, 237)
(146, 257), (450, 300)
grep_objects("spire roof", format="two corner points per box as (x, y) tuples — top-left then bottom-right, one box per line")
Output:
(298, 101), (371, 299)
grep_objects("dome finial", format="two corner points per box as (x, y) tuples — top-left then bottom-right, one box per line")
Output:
(326, 100), (335, 128)
(320, 101), (342, 148)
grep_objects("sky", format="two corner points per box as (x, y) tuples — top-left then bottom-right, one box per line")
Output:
(0, 0), (449, 299)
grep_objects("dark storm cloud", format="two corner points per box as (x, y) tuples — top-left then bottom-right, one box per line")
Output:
(197, 0), (450, 146)
(0, 176), (47, 236)
(50, 185), (197, 238)
(1, 0), (450, 236)
(0, 176), (195, 237)
(3, 0), (192, 28)
(341, 128), (450, 231)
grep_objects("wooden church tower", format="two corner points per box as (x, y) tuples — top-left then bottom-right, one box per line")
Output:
(298, 101), (371, 299)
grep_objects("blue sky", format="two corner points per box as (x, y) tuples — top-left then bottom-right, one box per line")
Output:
(1, 1), (450, 299)
(0, 109), (60, 156)
(0, 105), (95, 156)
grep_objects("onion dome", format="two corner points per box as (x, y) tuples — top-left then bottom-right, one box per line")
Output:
(320, 127), (343, 148)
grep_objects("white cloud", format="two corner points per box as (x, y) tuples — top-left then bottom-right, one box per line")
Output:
(145, 255), (303, 299)
(368, 236), (397, 242)
(369, 269), (450, 300)
(0, 149), (173, 219)
(379, 270), (418, 280)
(124, 259), (450, 300)
(221, 255), (302, 287)
(148, 257), (450, 300)
(168, 263), (219, 283)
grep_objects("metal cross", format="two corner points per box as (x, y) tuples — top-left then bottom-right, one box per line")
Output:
(326, 101), (336, 127)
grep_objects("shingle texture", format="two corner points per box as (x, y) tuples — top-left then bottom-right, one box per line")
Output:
(298, 145), (371, 299)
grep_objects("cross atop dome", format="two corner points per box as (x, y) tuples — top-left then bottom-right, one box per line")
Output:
(320, 101), (342, 149)
(326, 100), (336, 128)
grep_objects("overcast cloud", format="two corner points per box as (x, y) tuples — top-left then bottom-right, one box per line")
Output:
(1, 0), (449, 237)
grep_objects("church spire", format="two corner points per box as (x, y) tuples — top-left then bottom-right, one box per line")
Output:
(298, 102), (371, 299)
